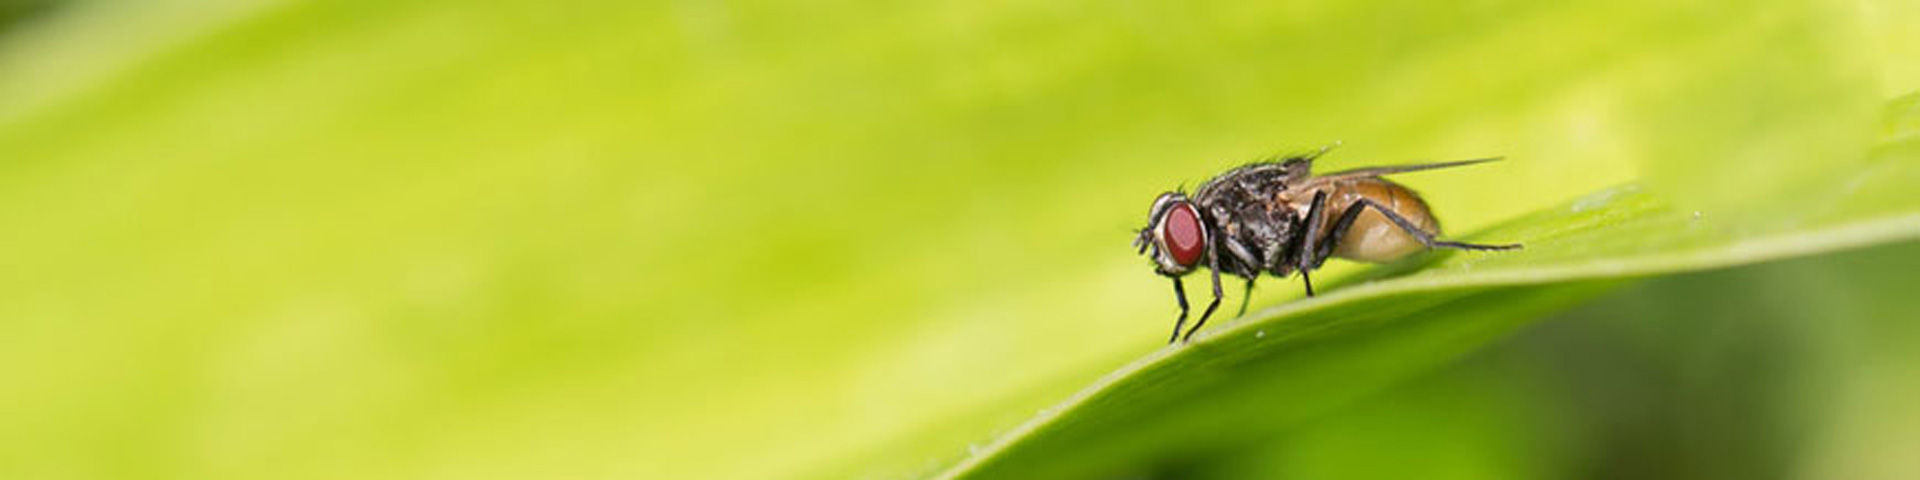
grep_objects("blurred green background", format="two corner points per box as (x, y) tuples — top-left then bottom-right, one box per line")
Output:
(0, 0), (1915, 479)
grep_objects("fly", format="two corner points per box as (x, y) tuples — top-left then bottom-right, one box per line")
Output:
(1133, 147), (1522, 344)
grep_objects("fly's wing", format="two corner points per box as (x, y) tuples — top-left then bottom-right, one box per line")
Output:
(1317, 157), (1502, 179)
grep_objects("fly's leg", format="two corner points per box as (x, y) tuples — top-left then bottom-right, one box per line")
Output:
(1220, 236), (1260, 317)
(1293, 190), (1330, 297)
(1344, 198), (1524, 252)
(1311, 199), (1371, 269)
(1222, 237), (1261, 273)
(1180, 257), (1225, 343)
(1236, 277), (1256, 317)
(1167, 278), (1190, 344)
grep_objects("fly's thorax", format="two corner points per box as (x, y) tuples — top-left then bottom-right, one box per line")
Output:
(1194, 193), (1297, 278)
(1198, 201), (1265, 279)
(1193, 160), (1311, 207)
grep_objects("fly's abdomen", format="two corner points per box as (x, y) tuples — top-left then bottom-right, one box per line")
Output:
(1327, 179), (1437, 263)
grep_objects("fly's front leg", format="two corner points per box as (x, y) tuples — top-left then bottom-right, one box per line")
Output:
(1181, 257), (1225, 343)
(1167, 278), (1190, 344)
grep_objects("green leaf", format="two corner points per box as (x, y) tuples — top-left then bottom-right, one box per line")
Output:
(2, 1), (1916, 479)
(1189, 239), (1920, 480)
(935, 108), (1920, 479)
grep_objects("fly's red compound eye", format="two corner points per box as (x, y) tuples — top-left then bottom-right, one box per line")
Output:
(1163, 202), (1205, 267)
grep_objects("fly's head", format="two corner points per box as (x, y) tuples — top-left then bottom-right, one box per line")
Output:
(1135, 192), (1209, 277)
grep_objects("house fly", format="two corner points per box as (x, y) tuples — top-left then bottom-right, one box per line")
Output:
(1133, 147), (1522, 343)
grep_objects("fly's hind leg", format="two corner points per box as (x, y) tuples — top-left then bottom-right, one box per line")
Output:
(1338, 198), (1524, 253)
(1310, 198), (1371, 269)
